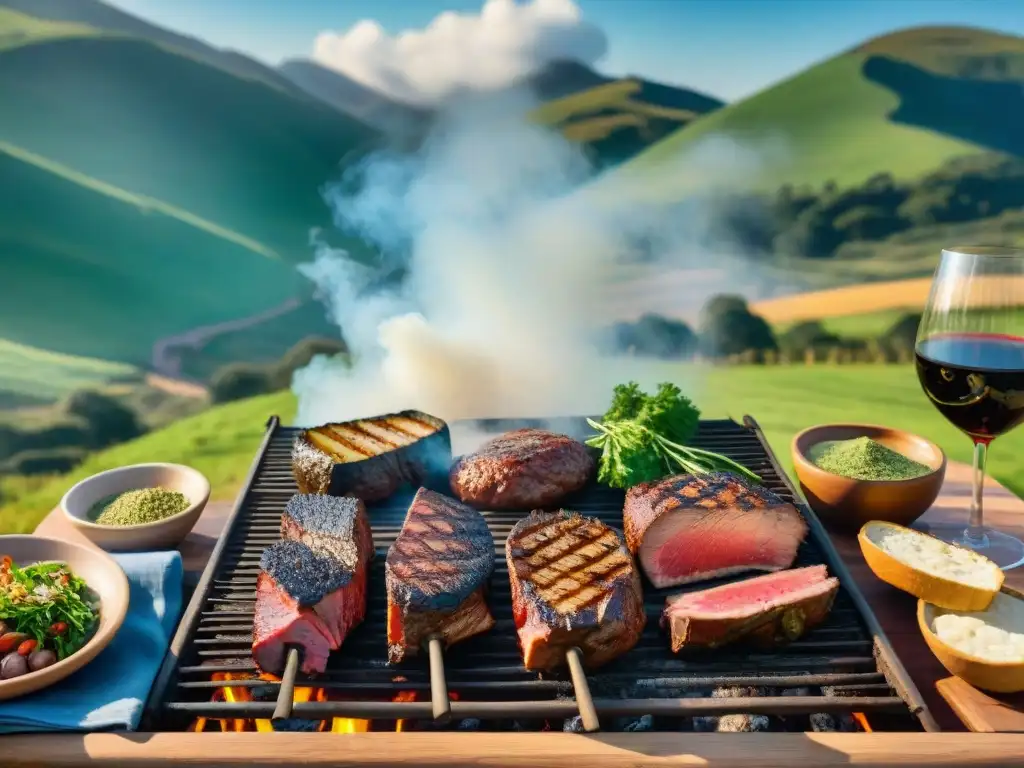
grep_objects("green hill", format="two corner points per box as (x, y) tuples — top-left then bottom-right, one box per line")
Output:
(0, 9), (376, 395)
(6, 363), (1024, 534)
(531, 75), (723, 168)
(604, 26), (1024, 200)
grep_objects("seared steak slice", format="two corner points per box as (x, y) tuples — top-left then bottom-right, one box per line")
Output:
(506, 509), (645, 671)
(449, 428), (594, 509)
(623, 472), (807, 589)
(253, 540), (366, 675)
(279, 494), (373, 646)
(292, 410), (451, 502)
(386, 488), (495, 663)
(663, 565), (839, 651)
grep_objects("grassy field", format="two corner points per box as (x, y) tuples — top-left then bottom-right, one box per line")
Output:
(0, 339), (139, 406)
(4, 364), (1023, 534)
(597, 26), (1024, 201)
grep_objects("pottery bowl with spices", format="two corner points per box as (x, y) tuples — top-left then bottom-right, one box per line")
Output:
(61, 463), (210, 552)
(791, 424), (946, 531)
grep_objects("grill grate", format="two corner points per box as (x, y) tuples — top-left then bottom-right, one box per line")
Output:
(144, 415), (936, 733)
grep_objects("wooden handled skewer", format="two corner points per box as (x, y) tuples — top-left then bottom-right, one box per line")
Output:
(271, 645), (302, 721)
(566, 647), (600, 733)
(426, 635), (452, 723)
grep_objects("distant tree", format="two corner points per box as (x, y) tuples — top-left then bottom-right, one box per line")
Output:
(210, 364), (275, 404)
(2, 448), (87, 476)
(272, 336), (348, 389)
(833, 206), (906, 241)
(699, 295), (777, 358)
(778, 321), (841, 355)
(65, 390), (145, 449)
(614, 314), (697, 359)
(881, 312), (923, 356)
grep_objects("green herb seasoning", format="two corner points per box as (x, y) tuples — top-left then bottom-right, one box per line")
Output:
(810, 437), (932, 481)
(89, 487), (190, 526)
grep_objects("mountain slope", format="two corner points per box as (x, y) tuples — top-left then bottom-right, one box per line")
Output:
(0, 0), (301, 93)
(529, 67), (724, 168)
(279, 59), (429, 136)
(0, 34), (379, 259)
(604, 26), (1022, 199)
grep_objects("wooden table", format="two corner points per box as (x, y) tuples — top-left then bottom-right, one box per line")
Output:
(9, 447), (1024, 765)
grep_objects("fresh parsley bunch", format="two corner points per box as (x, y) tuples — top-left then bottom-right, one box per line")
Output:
(586, 381), (759, 489)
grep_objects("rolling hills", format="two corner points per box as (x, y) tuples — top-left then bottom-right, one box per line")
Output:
(603, 26), (1024, 199)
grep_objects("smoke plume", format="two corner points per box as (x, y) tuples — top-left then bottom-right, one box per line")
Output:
(312, 0), (607, 106)
(291, 88), (790, 428)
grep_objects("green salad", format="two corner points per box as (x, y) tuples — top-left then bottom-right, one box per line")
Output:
(0, 556), (99, 666)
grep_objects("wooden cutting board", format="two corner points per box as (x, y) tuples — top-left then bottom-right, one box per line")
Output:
(936, 679), (1024, 732)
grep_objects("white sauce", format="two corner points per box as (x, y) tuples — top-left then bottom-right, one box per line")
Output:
(932, 592), (1024, 663)
(868, 526), (1001, 591)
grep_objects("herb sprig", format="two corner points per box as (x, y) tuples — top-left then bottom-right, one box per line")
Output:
(586, 381), (760, 489)
(0, 558), (98, 660)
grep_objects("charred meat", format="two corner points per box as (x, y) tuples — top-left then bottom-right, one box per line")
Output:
(623, 472), (807, 589)
(663, 565), (839, 652)
(292, 411), (450, 502)
(506, 509), (645, 671)
(279, 494), (374, 646)
(449, 428), (594, 510)
(253, 540), (368, 675)
(386, 488), (496, 663)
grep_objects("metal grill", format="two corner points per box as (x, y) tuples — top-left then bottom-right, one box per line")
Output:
(143, 415), (937, 733)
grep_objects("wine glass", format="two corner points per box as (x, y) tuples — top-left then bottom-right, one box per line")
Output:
(915, 245), (1024, 570)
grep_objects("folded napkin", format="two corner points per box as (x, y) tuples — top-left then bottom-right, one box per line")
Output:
(0, 550), (183, 733)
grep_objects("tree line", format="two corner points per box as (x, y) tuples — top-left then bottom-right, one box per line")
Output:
(692, 153), (1024, 260)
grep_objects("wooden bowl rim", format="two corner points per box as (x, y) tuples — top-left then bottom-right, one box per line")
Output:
(792, 423), (947, 485)
(918, 585), (1024, 669)
(0, 535), (129, 697)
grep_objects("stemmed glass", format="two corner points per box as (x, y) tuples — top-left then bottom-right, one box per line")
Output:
(915, 246), (1024, 570)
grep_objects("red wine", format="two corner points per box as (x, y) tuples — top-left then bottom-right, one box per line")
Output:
(916, 333), (1024, 441)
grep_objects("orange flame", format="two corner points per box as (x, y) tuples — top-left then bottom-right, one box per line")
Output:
(392, 689), (461, 732)
(190, 672), (370, 733)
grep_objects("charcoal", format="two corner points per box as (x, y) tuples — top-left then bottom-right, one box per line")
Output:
(457, 718), (482, 731)
(271, 718), (322, 732)
(623, 714), (654, 732)
(717, 714), (771, 732)
(563, 715), (586, 733)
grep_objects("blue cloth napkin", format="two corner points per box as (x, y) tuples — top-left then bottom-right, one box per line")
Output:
(0, 550), (183, 733)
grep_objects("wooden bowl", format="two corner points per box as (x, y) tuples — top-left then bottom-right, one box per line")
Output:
(919, 586), (1024, 694)
(60, 463), (210, 552)
(791, 424), (946, 531)
(0, 535), (129, 701)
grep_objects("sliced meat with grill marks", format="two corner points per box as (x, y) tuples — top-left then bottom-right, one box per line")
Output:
(449, 428), (594, 509)
(662, 565), (840, 651)
(623, 472), (807, 589)
(386, 488), (495, 663)
(506, 509), (646, 671)
(279, 494), (373, 646)
(292, 411), (451, 502)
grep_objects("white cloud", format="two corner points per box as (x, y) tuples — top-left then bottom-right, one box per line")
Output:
(311, 0), (607, 106)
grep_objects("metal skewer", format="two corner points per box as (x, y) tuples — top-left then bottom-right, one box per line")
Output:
(566, 647), (600, 732)
(426, 635), (452, 723)
(272, 645), (301, 721)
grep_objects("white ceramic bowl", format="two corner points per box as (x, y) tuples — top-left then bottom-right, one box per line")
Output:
(60, 463), (210, 552)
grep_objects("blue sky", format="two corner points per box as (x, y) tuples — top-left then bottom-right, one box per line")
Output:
(107, 0), (1024, 100)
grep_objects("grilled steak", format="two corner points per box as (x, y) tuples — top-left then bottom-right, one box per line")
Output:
(663, 565), (839, 651)
(253, 540), (367, 675)
(386, 488), (495, 663)
(292, 410), (451, 502)
(506, 509), (645, 671)
(280, 494), (373, 646)
(449, 428), (594, 509)
(623, 472), (807, 589)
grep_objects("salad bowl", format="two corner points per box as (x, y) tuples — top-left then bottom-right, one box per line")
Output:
(0, 535), (129, 700)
